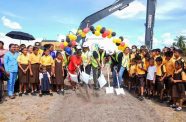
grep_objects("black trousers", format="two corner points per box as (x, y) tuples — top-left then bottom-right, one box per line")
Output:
(0, 79), (3, 100)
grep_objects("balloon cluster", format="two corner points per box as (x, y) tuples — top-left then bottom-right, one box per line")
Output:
(113, 36), (127, 51)
(77, 25), (117, 39)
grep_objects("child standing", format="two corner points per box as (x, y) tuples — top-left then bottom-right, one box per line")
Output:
(17, 47), (30, 96)
(170, 60), (186, 111)
(29, 47), (41, 95)
(155, 57), (166, 102)
(39, 66), (53, 97)
(128, 58), (136, 91)
(136, 54), (146, 101)
(146, 58), (156, 98)
(53, 52), (64, 95)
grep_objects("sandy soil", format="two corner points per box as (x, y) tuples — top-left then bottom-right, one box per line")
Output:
(0, 84), (186, 122)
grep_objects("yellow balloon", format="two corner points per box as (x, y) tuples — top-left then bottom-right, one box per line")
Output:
(64, 41), (68, 47)
(81, 32), (86, 38)
(113, 39), (117, 43)
(68, 34), (74, 40)
(108, 34), (112, 39)
(78, 30), (82, 35)
(116, 38), (122, 44)
(96, 25), (102, 31)
(108, 29), (112, 33)
(71, 35), (77, 41)
(95, 31), (101, 36)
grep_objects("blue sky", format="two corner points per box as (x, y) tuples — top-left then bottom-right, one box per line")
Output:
(0, 0), (186, 48)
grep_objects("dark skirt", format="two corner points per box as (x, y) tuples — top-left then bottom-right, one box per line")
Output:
(53, 61), (64, 85)
(18, 64), (29, 84)
(172, 83), (185, 98)
(29, 64), (40, 84)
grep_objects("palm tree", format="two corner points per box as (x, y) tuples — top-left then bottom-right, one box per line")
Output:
(173, 36), (186, 49)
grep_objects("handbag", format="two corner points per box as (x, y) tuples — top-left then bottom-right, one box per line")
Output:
(1, 72), (9, 81)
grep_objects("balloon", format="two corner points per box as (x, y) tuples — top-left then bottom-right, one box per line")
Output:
(108, 34), (112, 39)
(81, 32), (86, 38)
(113, 39), (117, 43)
(116, 43), (120, 46)
(108, 29), (112, 33)
(83, 27), (90, 33)
(105, 30), (110, 36)
(102, 33), (107, 38)
(60, 43), (65, 49)
(68, 34), (74, 40)
(111, 32), (116, 37)
(68, 42), (72, 47)
(100, 27), (106, 34)
(96, 25), (102, 31)
(118, 45), (125, 51)
(78, 30), (83, 35)
(90, 26), (95, 31)
(71, 41), (76, 47)
(66, 36), (71, 43)
(119, 36), (124, 41)
(92, 30), (95, 34)
(95, 30), (101, 36)
(120, 42), (125, 47)
(71, 35), (77, 41)
(64, 41), (68, 47)
(116, 38), (122, 44)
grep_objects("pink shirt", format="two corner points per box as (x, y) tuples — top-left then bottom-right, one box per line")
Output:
(0, 49), (8, 64)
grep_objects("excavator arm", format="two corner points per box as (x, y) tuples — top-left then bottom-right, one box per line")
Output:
(76, 0), (135, 42)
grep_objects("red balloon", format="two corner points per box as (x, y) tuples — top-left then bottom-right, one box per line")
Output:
(120, 42), (125, 47)
(60, 43), (65, 49)
(83, 27), (90, 33)
(102, 33), (107, 38)
(71, 41), (76, 47)
(104, 30), (110, 36)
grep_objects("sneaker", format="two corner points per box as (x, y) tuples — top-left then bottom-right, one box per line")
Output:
(39, 93), (42, 97)
(175, 107), (182, 111)
(19, 92), (22, 97)
(138, 96), (144, 101)
(9, 96), (15, 99)
(31, 92), (36, 96)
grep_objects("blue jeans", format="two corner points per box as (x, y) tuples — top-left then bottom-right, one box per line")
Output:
(7, 72), (17, 96)
(112, 70), (117, 87)
(119, 67), (125, 86)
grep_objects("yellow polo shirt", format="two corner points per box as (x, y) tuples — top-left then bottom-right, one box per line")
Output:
(29, 53), (41, 64)
(17, 54), (29, 65)
(40, 55), (54, 66)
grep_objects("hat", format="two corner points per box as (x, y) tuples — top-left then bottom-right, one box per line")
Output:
(76, 45), (82, 50)
(83, 43), (89, 48)
(108, 50), (114, 55)
(99, 45), (104, 50)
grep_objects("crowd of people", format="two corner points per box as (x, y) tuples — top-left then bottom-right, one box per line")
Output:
(0, 40), (186, 111)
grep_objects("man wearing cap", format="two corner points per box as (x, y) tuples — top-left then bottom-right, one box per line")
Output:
(81, 43), (91, 75)
(91, 45), (106, 90)
(109, 50), (123, 88)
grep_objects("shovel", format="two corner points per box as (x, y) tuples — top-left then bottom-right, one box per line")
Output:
(115, 69), (125, 95)
(105, 66), (114, 94)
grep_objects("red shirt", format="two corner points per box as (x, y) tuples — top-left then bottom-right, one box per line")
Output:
(68, 55), (82, 73)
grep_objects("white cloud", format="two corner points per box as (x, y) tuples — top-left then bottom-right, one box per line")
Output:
(179, 30), (186, 36)
(1, 16), (22, 30)
(113, 0), (145, 19)
(161, 33), (174, 46)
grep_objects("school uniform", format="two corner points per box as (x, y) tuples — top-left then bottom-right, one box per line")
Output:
(29, 53), (41, 84)
(172, 69), (186, 99)
(39, 72), (51, 91)
(129, 64), (136, 84)
(155, 64), (166, 92)
(164, 58), (175, 91)
(146, 65), (156, 90)
(40, 55), (54, 75)
(136, 63), (146, 87)
(17, 54), (29, 84)
(53, 59), (64, 85)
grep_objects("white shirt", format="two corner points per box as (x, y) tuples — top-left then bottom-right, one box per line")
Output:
(147, 66), (156, 81)
(39, 72), (51, 80)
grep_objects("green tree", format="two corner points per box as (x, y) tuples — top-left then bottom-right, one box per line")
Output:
(173, 35), (186, 55)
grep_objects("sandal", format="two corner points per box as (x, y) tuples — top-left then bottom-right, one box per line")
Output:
(175, 107), (182, 111)
(39, 93), (42, 97)
(49, 92), (53, 96)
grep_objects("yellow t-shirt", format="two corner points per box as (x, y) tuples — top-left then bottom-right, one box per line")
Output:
(136, 63), (146, 75)
(164, 58), (175, 76)
(156, 64), (166, 77)
(17, 54), (29, 65)
(29, 53), (41, 64)
(129, 65), (136, 76)
(38, 49), (43, 56)
(40, 55), (54, 66)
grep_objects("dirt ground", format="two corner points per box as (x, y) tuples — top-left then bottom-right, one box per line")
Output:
(0, 83), (186, 122)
